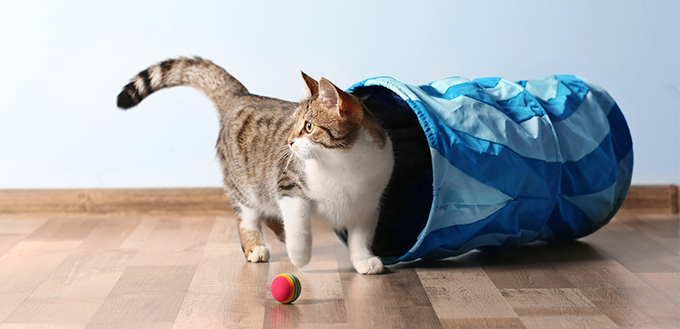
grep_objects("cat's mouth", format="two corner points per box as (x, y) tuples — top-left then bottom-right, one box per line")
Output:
(289, 145), (313, 160)
(288, 139), (316, 160)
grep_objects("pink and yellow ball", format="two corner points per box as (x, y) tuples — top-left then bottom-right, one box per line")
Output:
(270, 273), (301, 304)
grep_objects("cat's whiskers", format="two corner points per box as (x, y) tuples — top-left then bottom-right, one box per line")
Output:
(311, 148), (323, 162)
(283, 149), (295, 173)
(276, 149), (300, 179)
(267, 147), (291, 178)
(263, 145), (289, 162)
(275, 150), (291, 170)
(338, 142), (351, 149)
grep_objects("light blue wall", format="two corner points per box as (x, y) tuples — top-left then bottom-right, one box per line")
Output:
(1, 0), (678, 188)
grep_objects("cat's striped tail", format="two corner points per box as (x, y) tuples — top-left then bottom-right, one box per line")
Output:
(117, 56), (249, 110)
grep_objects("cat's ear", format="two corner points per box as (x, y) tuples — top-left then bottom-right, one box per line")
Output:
(319, 78), (361, 120)
(318, 78), (339, 109)
(301, 71), (319, 96)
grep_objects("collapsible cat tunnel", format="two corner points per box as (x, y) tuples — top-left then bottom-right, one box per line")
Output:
(341, 75), (633, 264)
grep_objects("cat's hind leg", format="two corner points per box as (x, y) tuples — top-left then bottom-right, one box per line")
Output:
(264, 217), (286, 243)
(235, 204), (270, 263)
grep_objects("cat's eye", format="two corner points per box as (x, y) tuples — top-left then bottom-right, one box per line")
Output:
(304, 122), (314, 133)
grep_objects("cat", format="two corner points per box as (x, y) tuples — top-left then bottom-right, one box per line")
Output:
(117, 57), (394, 274)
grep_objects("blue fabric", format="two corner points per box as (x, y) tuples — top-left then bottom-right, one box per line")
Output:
(347, 75), (633, 264)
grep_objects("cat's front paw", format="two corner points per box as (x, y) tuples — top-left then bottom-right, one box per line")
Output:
(353, 256), (384, 275)
(287, 248), (311, 268)
(247, 246), (270, 263)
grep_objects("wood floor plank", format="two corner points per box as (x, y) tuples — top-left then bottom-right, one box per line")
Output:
(29, 249), (134, 298)
(129, 249), (205, 268)
(204, 215), (238, 246)
(0, 240), (81, 294)
(519, 314), (618, 329)
(174, 291), (265, 329)
(440, 318), (526, 329)
(582, 220), (680, 273)
(108, 266), (198, 295)
(173, 265), (269, 329)
(179, 234), (241, 293)
(441, 318), (526, 329)
(636, 272), (680, 309)
(87, 323), (174, 329)
(129, 217), (214, 252)
(535, 240), (650, 289)
(0, 235), (26, 259)
(3, 296), (103, 327)
(415, 258), (516, 321)
(87, 292), (187, 326)
(126, 216), (214, 267)
(25, 218), (98, 241)
(173, 247), (268, 328)
(478, 249), (575, 289)
(0, 219), (48, 235)
(616, 213), (680, 255)
(558, 257), (649, 289)
(77, 218), (142, 250)
(580, 287), (680, 328)
(0, 323), (86, 329)
(88, 263), (200, 326)
(173, 214), (266, 329)
(615, 213), (680, 238)
(0, 293), (30, 323)
(118, 218), (161, 250)
(498, 287), (620, 328)
(501, 288), (598, 311)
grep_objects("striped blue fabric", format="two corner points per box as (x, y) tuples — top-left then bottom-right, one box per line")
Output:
(348, 75), (633, 264)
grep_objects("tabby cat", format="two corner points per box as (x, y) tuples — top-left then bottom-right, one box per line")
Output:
(117, 57), (394, 274)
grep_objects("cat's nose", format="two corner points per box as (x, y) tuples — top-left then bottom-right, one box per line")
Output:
(287, 139), (294, 147)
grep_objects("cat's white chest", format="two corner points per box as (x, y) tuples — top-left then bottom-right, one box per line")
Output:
(304, 131), (394, 228)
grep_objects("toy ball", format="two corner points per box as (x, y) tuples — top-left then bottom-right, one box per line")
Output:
(270, 273), (301, 304)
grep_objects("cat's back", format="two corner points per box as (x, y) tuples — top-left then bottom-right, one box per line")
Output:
(216, 93), (301, 209)
(219, 94), (298, 149)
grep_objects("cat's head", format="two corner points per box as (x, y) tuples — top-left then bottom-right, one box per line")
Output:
(288, 72), (383, 160)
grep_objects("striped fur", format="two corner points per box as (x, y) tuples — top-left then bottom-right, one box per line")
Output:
(117, 56), (248, 109)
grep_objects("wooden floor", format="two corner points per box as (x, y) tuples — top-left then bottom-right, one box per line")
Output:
(0, 209), (678, 328)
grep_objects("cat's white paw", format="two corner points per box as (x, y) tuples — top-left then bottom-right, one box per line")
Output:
(247, 246), (270, 263)
(288, 249), (311, 268)
(353, 256), (384, 275)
